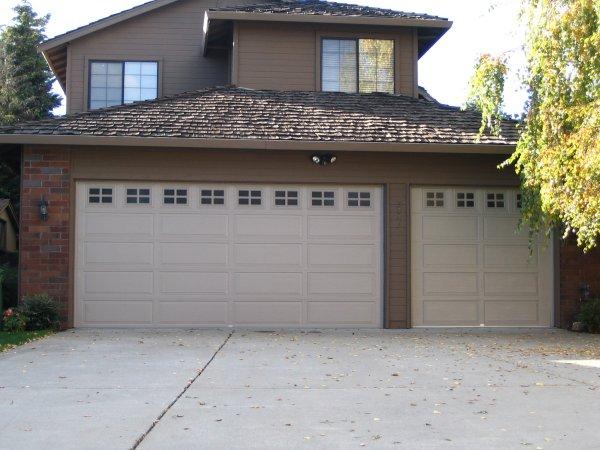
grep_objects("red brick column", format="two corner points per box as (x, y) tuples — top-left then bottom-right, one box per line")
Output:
(559, 237), (600, 328)
(20, 147), (71, 326)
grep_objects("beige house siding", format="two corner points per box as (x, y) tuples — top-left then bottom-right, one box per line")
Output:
(0, 209), (17, 253)
(66, 0), (256, 114)
(236, 22), (418, 96)
(58, 145), (517, 328)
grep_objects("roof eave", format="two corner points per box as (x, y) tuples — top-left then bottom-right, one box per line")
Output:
(205, 10), (452, 29)
(0, 134), (514, 155)
(38, 0), (182, 52)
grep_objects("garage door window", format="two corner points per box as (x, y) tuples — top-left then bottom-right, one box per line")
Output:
(486, 192), (505, 208)
(274, 190), (299, 207)
(311, 191), (335, 207)
(347, 191), (372, 208)
(239, 190), (262, 206)
(164, 189), (188, 205)
(456, 192), (475, 208)
(425, 191), (444, 208)
(126, 188), (151, 205)
(88, 188), (113, 205)
(200, 189), (225, 206)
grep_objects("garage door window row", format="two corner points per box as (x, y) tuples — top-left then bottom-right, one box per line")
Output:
(424, 189), (522, 212)
(86, 186), (375, 210)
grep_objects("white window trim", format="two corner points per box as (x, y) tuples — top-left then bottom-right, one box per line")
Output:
(162, 186), (190, 207)
(273, 188), (301, 208)
(87, 185), (115, 207)
(199, 187), (227, 207)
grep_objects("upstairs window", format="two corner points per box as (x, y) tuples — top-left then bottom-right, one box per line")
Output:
(322, 38), (394, 94)
(89, 61), (158, 110)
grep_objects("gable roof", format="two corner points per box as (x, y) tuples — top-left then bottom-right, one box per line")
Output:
(210, 0), (446, 21)
(0, 87), (517, 153)
(42, 1), (451, 88)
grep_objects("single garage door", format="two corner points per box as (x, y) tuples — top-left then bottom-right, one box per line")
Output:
(75, 182), (382, 328)
(411, 187), (553, 327)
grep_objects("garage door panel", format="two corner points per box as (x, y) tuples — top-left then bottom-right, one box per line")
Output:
(84, 271), (153, 295)
(233, 302), (302, 325)
(84, 301), (153, 324)
(158, 302), (228, 325)
(484, 301), (539, 325)
(422, 216), (478, 240)
(234, 243), (302, 266)
(484, 245), (537, 268)
(308, 272), (375, 295)
(308, 216), (376, 240)
(423, 272), (478, 295)
(484, 272), (538, 296)
(423, 244), (478, 267)
(235, 215), (303, 239)
(76, 183), (382, 328)
(307, 302), (375, 325)
(423, 300), (479, 325)
(308, 244), (375, 267)
(412, 187), (552, 327)
(160, 243), (228, 266)
(84, 242), (154, 266)
(234, 272), (303, 296)
(159, 214), (228, 239)
(85, 213), (154, 238)
(484, 217), (527, 240)
(159, 272), (228, 295)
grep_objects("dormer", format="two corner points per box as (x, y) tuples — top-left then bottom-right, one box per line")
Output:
(204, 1), (451, 96)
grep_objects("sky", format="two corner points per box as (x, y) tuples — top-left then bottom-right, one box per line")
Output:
(0, 0), (527, 116)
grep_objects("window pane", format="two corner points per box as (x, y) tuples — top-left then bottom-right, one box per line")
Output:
(124, 75), (141, 89)
(125, 62), (141, 75)
(89, 62), (122, 110)
(359, 39), (394, 94)
(141, 62), (158, 75)
(123, 62), (158, 104)
(322, 39), (357, 93)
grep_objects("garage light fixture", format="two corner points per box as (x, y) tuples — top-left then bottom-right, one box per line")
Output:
(311, 153), (337, 166)
(39, 197), (49, 222)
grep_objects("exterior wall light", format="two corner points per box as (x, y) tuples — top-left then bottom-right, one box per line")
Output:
(311, 153), (337, 166)
(39, 197), (49, 222)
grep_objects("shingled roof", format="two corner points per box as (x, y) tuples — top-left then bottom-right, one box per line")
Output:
(210, 0), (447, 21)
(0, 87), (518, 146)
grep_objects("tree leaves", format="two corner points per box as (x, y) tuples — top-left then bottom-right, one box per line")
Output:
(464, 54), (509, 138)
(0, 1), (62, 126)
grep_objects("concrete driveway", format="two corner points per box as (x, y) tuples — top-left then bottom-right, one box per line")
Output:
(1, 329), (599, 450)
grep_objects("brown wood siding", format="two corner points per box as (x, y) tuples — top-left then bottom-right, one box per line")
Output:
(51, 146), (518, 329)
(66, 0), (256, 114)
(237, 22), (417, 96)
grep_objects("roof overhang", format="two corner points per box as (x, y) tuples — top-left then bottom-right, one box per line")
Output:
(39, 0), (183, 92)
(0, 135), (512, 155)
(204, 10), (452, 57)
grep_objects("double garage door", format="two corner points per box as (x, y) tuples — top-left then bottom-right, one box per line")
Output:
(75, 182), (553, 328)
(75, 183), (383, 327)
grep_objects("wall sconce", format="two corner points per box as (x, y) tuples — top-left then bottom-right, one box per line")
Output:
(311, 153), (337, 166)
(39, 197), (49, 222)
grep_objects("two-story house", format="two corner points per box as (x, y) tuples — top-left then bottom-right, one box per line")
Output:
(0, 0), (559, 329)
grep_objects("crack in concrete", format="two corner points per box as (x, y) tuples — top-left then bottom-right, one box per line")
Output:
(130, 331), (234, 450)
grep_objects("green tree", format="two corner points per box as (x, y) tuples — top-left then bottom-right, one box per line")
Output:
(0, 1), (61, 126)
(464, 54), (509, 137)
(467, 0), (600, 250)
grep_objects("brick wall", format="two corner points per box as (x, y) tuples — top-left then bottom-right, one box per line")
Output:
(386, 183), (408, 328)
(20, 147), (71, 326)
(559, 237), (600, 328)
